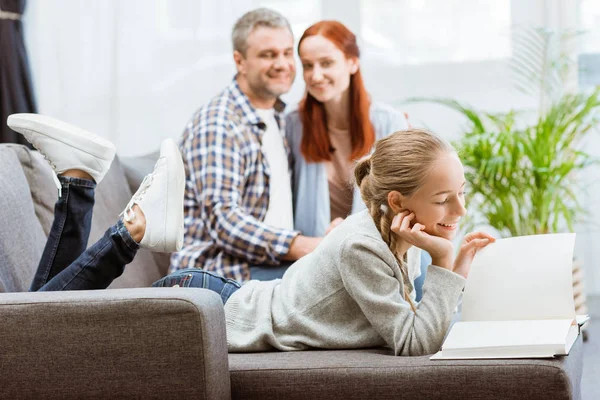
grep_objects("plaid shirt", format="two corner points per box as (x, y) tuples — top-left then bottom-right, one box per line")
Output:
(169, 77), (299, 282)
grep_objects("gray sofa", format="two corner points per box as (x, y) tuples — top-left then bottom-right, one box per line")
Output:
(0, 143), (584, 399)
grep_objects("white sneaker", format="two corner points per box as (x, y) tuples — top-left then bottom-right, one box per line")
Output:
(121, 138), (185, 252)
(7, 113), (116, 193)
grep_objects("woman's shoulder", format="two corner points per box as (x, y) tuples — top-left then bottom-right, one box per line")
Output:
(284, 107), (303, 143)
(369, 102), (409, 137)
(370, 102), (407, 122)
(370, 102), (402, 116)
(285, 107), (302, 127)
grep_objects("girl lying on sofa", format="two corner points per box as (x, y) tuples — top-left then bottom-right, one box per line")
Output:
(9, 113), (494, 356)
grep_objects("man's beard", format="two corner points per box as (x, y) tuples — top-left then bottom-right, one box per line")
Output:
(252, 75), (293, 99)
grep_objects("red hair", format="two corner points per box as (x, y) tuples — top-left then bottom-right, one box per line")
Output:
(298, 20), (375, 163)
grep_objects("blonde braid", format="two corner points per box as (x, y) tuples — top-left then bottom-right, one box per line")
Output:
(356, 157), (417, 314)
(378, 209), (417, 313)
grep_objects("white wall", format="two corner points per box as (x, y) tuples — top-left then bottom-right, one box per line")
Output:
(21, 0), (600, 294)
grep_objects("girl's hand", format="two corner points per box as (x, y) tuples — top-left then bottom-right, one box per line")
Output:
(391, 211), (454, 270)
(453, 231), (496, 278)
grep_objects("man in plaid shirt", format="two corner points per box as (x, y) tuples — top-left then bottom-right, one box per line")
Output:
(170, 8), (323, 282)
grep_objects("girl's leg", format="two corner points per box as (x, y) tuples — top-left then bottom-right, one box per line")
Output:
(30, 177), (96, 291)
(32, 138), (185, 292)
(152, 269), (241, 304)
(9, 113), (185, 293)
(36, 219), (139, 291)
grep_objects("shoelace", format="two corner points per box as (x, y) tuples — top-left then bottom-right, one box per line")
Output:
(27, 134), (63, 198)
(120, 161), (159, 222)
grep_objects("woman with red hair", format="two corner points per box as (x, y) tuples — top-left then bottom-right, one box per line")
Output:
(286, 20), (409, 239)
(286, 21), (432, 301)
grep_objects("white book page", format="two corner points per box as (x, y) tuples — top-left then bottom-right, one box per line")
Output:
(441, 320), (573, 352)
(462, 233), (576, 321)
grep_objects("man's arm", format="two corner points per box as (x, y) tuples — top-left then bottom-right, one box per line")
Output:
(284, 235), (322, 261)
(284, 217), (346, 260)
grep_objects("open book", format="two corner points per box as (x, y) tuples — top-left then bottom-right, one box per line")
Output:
(431, 233), (589, 360)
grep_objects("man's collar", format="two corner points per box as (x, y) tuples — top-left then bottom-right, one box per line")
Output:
(228, 76), (287, 124)
(273, 98), (286, 113)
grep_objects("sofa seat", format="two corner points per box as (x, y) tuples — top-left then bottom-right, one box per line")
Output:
(229, 337), (583, 399)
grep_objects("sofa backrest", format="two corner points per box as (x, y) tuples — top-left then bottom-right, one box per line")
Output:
(0, 145), (47, 292)
(0, 144), (169, 292)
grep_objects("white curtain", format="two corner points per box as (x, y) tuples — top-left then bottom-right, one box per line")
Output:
(23, 0), (522, 157)
(23, 0), (521, 156)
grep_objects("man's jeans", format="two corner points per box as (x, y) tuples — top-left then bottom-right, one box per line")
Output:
(30, 177), (138, 292)
(152, 269), (242, 304)
(249, 261), (293, 281)
(414, 251), (431, 302)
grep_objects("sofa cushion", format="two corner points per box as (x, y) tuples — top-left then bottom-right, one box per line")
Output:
(11, 145), (56, 237)
(0, 145), (46, 292)
(228, 337), (583, 399)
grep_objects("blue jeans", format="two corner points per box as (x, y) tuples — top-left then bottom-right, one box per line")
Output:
(32, 176), (240, 303)
(249, 261), (292, 280)
(152, 269), (241, 304)
(30, 177), (138, 291)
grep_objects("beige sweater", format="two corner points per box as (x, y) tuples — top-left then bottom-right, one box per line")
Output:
(224, 209), (466, 355)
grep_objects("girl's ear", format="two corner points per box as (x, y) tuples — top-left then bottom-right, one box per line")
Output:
(387, 191), (404, 214)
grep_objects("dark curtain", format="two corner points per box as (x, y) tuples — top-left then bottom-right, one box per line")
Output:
(0, 0), (36, 146)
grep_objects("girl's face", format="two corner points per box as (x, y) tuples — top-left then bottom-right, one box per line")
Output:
(400, 153), (467, 241)
(299, 35), (358, 104)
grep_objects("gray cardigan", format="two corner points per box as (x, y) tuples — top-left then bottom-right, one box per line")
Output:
(285, 103), (409, 237)
(224, 209), (466, 355)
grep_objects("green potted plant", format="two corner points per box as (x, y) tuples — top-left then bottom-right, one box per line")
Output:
(436, 89), (600, 237)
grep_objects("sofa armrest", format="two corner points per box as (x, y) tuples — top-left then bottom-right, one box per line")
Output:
(0, 288), (230, 399)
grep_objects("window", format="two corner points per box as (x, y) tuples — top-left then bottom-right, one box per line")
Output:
(578, 0), (600, 88)
(360, 0), (511, 65)
(260, 0), (321, 38)
(580, 0), (600, 53)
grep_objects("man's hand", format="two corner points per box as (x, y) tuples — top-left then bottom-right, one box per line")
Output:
(284, 235), (322, 261)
